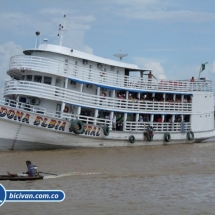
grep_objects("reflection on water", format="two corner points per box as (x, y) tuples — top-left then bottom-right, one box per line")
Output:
(1, 141), (215, 215)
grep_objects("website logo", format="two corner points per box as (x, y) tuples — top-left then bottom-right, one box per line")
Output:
(0, 184), (6, 206)
(0, 184), (65, 206)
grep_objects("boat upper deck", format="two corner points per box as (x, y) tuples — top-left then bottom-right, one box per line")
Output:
(8, 54), (213, 93)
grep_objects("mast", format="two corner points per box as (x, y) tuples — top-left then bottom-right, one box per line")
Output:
(58, 14), (66, 46)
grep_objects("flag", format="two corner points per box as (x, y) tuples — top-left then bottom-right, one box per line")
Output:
(201, 63), (206, 71)
(201, 64), (205, 71)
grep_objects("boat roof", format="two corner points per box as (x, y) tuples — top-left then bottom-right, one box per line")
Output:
(23, 44), (152, 72)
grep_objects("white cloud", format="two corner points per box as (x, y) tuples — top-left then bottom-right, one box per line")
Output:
(111, 0), (215, 23)
(133, 57), (166, 79)
(211, 61), (215, 74)
(0, 10), (95, 53)
(119, 10), (215, 23)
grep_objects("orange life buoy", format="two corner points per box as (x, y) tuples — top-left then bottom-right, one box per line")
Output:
(64, 106), (69, 113)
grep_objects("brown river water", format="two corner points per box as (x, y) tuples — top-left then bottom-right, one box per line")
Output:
(1, 140), (215, 215)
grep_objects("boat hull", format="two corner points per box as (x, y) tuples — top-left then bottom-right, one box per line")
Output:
(0, 175), (43, 181)
(0, 115), (214, 151)
(0, 103), (214, 150)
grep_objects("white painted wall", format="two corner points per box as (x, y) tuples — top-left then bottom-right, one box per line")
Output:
(192, 92), (214, 113)
(191, 112), (214, 131)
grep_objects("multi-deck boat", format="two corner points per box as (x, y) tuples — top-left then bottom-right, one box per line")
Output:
(1, 18), (214, 150)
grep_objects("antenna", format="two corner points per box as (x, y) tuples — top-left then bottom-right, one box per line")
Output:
(35, 31), (40, 49)
(43, 38), (48, 45)
(113, 50), (128, 60)
(58, 14), (66, 46)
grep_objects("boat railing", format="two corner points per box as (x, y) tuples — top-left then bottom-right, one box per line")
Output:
(4, 80), (194, 113)
(9, 55), (213, 92)
(125, 121), (191, 132)
(1, 98), (193, 132)
(1, 98), (112, 127)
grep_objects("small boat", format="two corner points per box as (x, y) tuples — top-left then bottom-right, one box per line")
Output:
(0, 174), (44, 181)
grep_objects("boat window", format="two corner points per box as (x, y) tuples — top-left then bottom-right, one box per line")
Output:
(56, 104), (61, 111)
(97, 63), (102, 69)
(34, 75), (42, 83)
(83, 60), (88, 65)
(21, 75), (25, 80)
(110, 66), (115, 71)
(184, 115), (190, 122)
(65, 59), (68, 63)
(70, 80), (76, 85)
(26, 75), (32, 81)
(44, 77), (52, 85)
(55, 78), (61, 86)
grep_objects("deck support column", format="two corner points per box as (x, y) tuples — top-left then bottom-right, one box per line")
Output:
(16, 95), (19, 108)
(150, 114), (154, 123)
(123, 113), (127, 131)
(97, 86), (101, 106)
(126, 91), (128, 109)
(80, 83), (83, 92)
(135, 113), (139, 131)
(77, 107), (81, 117)
(173, 94), (176, 101)
(162, 114), (165, 131)
(65, 78), (68, 89)
(61, 78), (69, 117)
(94, 109), (98, 125)
(110, 112), (114, 130)
(172, 115), (175, 131)
(112, 90), (115, 97)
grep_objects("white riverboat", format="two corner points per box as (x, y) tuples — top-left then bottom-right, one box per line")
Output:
(1, 18), (214, 150)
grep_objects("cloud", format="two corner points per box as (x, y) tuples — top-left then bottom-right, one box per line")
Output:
(133, 57), (166, 79)
(211, 61), (215, 74)
(0, 10), (95, 53)
(111, 0), (215, 23)
(119, 10), (215, 23)
(0, 42), (23, 98)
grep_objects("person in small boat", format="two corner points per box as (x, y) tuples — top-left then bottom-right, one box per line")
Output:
(25, 160), (35, 177)
(7, 161), (35, 177)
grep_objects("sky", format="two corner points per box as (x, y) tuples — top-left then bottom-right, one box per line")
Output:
(0, 0), (215, 96)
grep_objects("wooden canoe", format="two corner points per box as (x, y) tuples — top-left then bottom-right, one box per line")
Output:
(0, 175), (44, 181)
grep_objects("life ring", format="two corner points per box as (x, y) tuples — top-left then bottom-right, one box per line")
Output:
(147, 133), (153, 142)
(103, 125), (109, 136)
(100, 72), (105, 77)
(187, 131), (194, 141)
(164, 132), (171, 142)
(64, 106), (69, 113)
(71, 119), (84, 134)
(129, 135), (135, 144)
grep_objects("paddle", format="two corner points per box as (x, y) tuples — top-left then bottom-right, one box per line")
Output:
(38, 171), (58, 176)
